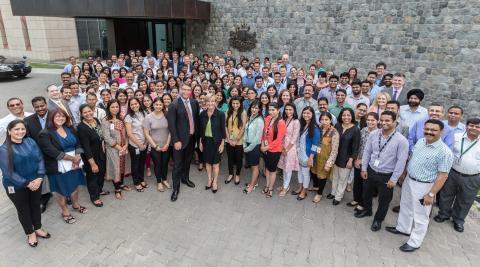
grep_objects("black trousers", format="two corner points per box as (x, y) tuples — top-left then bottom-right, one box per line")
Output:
(151, 147), (171, 183)
(226, 143), (243, 176)
(172, 136), (195, 191)
(438, 170), (480, 225)
(6, 186), (42, 235)
(85, 162), (105, 202)
(128, 145), (147, 186)
(363, 167), (394, 222)
(353, 167), (363, 205)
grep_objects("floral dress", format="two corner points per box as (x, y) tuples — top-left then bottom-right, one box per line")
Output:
(277, 119), (300, 172)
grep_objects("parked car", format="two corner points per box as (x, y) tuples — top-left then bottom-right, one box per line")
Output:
(0, 55), (31, 78)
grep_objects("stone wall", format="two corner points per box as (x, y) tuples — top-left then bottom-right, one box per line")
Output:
(186, 0), (480, 116)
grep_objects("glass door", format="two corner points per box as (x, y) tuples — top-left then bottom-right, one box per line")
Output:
(155, 23), (167, 52)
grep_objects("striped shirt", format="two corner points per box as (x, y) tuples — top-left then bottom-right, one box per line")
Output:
(407, 138), (454, 182)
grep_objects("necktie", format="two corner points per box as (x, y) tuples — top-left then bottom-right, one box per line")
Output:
(57, 100), (69, 114)
(184, 100), (194, 135)
(392, 90), (398, 101)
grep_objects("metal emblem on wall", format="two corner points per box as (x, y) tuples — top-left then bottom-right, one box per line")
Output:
(229, 24), (257, 52)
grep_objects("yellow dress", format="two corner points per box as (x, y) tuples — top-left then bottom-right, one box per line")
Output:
(312, 126), (339, 179)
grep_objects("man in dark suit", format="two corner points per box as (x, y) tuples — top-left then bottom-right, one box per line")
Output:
(168, 51), (184, 77)
(46, 84), (74, 120)
(381, 73), (409, 106)
(24, 96), (52, 213)
(167, 85), (199, 201)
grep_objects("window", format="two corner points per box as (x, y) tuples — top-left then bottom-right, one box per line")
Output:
(20, 16), (31, 51)
(0, 9), (8, 48)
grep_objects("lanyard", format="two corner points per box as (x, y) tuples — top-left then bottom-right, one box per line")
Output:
(460, 134), (479, 158)
(378, 131), (395, 155)
(246, 115), (259, 138)
(266, 117), (276, 139)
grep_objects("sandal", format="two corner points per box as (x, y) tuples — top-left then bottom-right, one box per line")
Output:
(162, 180), (171, 189)
(100, 191), (110, 196)
(312, 194), (322, 203)
(297, 194), (306, 201)
(72, 205), (88, 214)
(92, 200), (103, 207)
(261, 186), (269, 194)
(243, 185), (256, 194)
(141, 183), (149, 189)
(62, 214), (76, 224)
(157, 183), (165, 192)
(266, 189), (273, 198)
(120, 185), (132, 191)
(135, 186), (145, 192)
(114, 190), (123, 200)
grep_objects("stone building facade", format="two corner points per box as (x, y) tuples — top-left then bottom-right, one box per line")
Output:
(0, 0), (79, 61)
(186, 0), (480, 116)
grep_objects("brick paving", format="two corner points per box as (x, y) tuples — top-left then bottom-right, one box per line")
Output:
(0, 72), (479, 266)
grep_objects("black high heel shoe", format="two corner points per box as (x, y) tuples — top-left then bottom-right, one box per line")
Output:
(27, 236), (38, 248)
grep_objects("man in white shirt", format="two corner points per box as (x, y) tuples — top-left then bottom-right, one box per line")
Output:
(261, 66), (274, 89)
(0, 97), (33, 143)
(435, 118), (480, 233)
(86, 93), (106, 121)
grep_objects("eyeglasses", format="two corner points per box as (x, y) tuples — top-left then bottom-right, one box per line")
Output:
(8, 103), (21, 107)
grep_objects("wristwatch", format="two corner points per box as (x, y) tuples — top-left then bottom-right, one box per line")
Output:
(428, 192), (435, 198)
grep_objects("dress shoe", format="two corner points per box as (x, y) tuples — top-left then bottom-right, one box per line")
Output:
(385, 226), (410, 236)
(399, 243), (418, 252)
(182, 180), (195, 188)
(433, 215), (449, 223)
(212, 188), (218, 194)
(171, 190), (178, 202)
(27, 237), (38, 248)
(453, 222), (464, 233)
(354, 210), (372, 218)
(370, 221), (382, 232)
(326, 194), (335, 199)
(392, 205), (400, 213)
(332, 199), (340, 205)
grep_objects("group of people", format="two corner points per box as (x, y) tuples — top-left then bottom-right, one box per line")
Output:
(0, 49), (479, 253)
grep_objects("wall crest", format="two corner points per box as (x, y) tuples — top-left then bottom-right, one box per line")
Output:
(229, 24), (257, 52)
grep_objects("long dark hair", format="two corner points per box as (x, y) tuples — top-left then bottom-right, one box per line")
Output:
(248, 99), (261, 119)
(267, 102), (281, 140)
(126, 97), (145, 119)
(227, 96), (244, 129)
(215, 88), (226, 108)
(299, 106), (318, 138)
(5, 120), (27, 174)
(106, 99), (122, 120)
(282, 102), (298, 120)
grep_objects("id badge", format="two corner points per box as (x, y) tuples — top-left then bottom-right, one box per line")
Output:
(373, 159), (380, 168)
(110, 123), (115, 130)
(230, 132), (235, 140)
(135, 148), (140, 155)
(7, 186), (15, 194)
(264, 140), (269, 146)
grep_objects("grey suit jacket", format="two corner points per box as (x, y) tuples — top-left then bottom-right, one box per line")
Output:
(381, 87), (409, 106)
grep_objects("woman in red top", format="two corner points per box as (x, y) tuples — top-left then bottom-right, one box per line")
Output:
(261, 102), (287, 198)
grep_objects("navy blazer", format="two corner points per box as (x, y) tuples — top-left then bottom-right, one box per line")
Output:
(38, 127), (83, 175)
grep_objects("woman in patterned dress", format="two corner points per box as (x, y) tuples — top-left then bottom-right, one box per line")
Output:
(101, 99), (131, 199)
(311, 112), (340, 203)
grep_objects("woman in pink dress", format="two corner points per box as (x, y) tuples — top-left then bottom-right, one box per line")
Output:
(277, 103), (300, 196)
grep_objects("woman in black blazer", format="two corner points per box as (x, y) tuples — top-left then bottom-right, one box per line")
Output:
(77, 104), (107, 207)
(199, 94), (225, 193)
(38, 109), (87, 224)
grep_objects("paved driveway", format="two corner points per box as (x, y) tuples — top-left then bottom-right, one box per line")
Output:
(0, 71), (478, 266)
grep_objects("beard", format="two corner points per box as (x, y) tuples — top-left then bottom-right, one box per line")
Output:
(408, 100), (420, 107)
